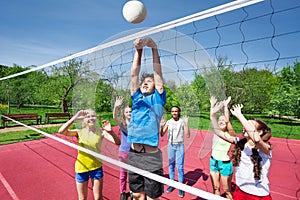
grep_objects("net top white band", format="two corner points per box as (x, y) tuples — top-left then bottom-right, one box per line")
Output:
(0, 0), (263, 81)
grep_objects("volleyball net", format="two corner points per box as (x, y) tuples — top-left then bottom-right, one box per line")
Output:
(0, 0), (299, 199)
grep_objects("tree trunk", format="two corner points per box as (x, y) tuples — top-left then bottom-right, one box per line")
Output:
(61, 85), (73, 113)
(62, 99), (68, 113)
(7, 93), (10, 114)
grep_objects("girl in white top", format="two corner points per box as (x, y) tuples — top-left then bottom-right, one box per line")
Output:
(210, 98), (272, 200)
(161, 106), (190, 198)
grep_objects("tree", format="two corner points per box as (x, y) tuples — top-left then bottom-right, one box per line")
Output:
(164, 81), (180, 112)
(191, 73), (210, 112)
(51, 59), (96, 113)
(175, 83), (199, 115)
(2, 65), (31, 110)
(270, 62), (300, 117)
(95, 80), (113, 112)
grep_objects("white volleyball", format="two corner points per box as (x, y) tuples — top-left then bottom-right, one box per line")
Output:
(122, 0), (147, 24)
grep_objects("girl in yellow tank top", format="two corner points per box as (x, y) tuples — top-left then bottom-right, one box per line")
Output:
(59, 109), (120, 200)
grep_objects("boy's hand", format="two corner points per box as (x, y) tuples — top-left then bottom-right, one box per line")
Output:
(143, 37), (157, 48)
(134, 38), (144, 49)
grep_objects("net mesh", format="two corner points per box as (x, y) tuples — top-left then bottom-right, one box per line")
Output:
(0, 0), (299, 199)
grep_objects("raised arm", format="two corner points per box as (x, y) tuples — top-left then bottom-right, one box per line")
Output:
(113, 96), (123, 126)
(144, 38), (164, 94)
(58, 110), (86, 137)
(210, 96), (235, 144)
(182, 115), (190, 138)
(224, 96), (235, 136)
(101, 120), (121, 145)
(230, 104), (271, 155)
(130, 38), (143, 95)
(159, 115), (167, 137)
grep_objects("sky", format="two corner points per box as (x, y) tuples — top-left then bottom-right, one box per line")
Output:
(0, 0), (299, 70)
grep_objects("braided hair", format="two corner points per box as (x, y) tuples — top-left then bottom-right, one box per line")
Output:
(231, 119), (272, 180)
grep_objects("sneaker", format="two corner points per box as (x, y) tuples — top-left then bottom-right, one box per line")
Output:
(178, 190), (185, 198)
(166, 186), (175, 193)
(120, 192), (127, 200)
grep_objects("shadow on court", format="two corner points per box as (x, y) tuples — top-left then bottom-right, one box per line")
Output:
(185, 168), (209, 186)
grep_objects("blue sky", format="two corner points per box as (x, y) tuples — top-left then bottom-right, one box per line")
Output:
(0, 0), (299, 69)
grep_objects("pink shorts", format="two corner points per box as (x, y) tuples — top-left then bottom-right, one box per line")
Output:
(233, 186), (272, 200)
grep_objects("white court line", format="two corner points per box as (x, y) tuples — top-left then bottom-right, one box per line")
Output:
(271, 190), (298, 200)
(0, 116), (227, 200)
(0, 172), (20, 200)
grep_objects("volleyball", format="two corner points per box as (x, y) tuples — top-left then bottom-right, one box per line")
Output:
(122, 0), (147, 24)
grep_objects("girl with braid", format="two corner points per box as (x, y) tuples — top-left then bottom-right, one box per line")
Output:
(210, 97), (272, 200)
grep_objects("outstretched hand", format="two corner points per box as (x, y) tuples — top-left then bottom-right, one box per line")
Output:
(143, 37), (157, 48)
(160, 115), (166, 127)
(224, 96), (231, 107)
(134, 38), (144, 49)
(102, 120), (112, 132)
(210, 96), (218, 108)
(75, 110), (88, 120)
(133, 38), (157, 50)
(114, 96), (124, 108)
(230, 104), (243, 117)
(210, 96), (224, 114)
(182, 115), (189, 124)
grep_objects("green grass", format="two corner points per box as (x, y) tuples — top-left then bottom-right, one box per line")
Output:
(1, 106), (65, 126)
(1, 106), (299, 146)
(0, 126), (61, 145)
(186, 112), (300, 140)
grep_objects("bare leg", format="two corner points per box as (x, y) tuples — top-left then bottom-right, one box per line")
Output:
(146, 196), (160, 200)
(221, 175), (233, 199)
(92, 178), (103, 200)
(132, 191), (146, 200)
(76, 181), (88, 200)
(210, 171), (221, 195)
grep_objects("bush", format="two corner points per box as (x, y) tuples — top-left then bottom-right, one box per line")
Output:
(0, 103), (8, 114)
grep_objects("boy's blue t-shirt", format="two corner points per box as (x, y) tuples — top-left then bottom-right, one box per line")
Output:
(127, 88), (166, 147)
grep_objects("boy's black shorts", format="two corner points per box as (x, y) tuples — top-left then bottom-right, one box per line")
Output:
(128, 148), (164, 198)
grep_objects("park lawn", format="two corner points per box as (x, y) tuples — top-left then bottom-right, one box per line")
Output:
(187, 112), (300, 140)
(0, 126), (61, 145)
(0, 107), (299, 145)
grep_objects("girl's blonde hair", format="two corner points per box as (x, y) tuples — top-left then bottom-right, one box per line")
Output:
(81, 109), (96, 128)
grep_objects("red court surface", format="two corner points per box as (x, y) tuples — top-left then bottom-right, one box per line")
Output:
(0, 128), (299, 200)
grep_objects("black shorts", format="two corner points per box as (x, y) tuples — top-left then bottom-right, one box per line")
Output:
(128, 148), (164, 198)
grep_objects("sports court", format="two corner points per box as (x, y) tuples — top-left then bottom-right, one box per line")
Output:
(0, 128), (299, 200)
(1, 0), (300, 200)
